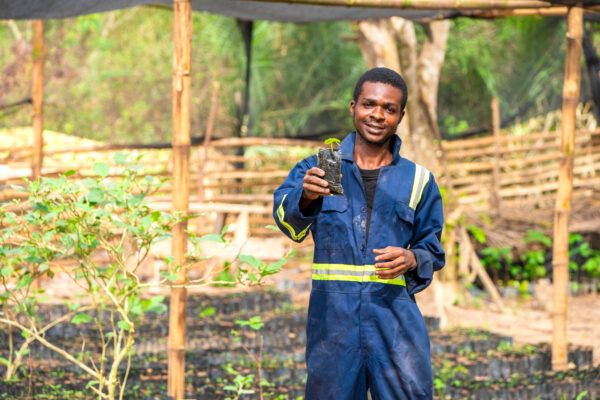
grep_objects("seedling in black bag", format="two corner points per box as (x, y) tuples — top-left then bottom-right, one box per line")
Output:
(318, 137), (344, 195)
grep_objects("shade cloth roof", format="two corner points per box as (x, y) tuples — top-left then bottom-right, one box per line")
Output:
(0, 0), (488, 22)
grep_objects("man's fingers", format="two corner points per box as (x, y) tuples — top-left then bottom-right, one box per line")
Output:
(375, 263), (410, 279)
(304, 174), (329, 188)
(303, 183), (330, 195)
(374, 259), (401, 270)
(374, 250), (403, 262)
(308, 167), (326, 177)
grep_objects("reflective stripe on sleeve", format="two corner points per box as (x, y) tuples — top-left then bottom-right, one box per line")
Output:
(312, 263), (406, 286)
(409, 164), (430, 210)
(276, 194), (311, 241)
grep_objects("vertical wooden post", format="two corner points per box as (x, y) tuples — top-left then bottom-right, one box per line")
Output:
(168, 0), (191, 398)
(552, 5), (583, 372)
(31, 20), (45, 180)
(490, 96), (501, 215)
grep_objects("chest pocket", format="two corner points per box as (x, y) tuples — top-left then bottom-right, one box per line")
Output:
(394, 201), (415, 247)
(315, 196), (349, 249)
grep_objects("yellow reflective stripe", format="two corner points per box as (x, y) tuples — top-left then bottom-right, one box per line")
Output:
(312, 264), (406, 286)
(276, 194), (311, 241)
(312, 273), (406, 286)
(409, 164), (430, 210)
(313, 263), (371, 272)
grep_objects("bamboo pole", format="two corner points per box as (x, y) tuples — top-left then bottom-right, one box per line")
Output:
(552, 5), (583, 372)
(253, 0), (553, 10)
(167, 0), (192, 398)
(462, 5), (600, 18)
(31, 20), (44, 180)
(490, 96), (501, 215)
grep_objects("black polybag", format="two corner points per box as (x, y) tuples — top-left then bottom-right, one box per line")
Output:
(317, 148), (344, 195)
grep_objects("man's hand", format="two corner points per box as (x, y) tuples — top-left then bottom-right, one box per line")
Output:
(373, 246), (417, 279)
(302, 167), (330, 201)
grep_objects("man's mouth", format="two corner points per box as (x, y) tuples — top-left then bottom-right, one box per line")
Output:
(364, 122), (385, 133)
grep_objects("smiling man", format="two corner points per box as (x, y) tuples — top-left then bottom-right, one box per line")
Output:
(273, 67), (445, 399)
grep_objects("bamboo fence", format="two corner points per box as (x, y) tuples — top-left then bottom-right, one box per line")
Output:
(1, 129), (599, 238)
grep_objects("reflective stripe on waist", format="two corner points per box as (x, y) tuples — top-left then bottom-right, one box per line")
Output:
(312, 263), (406, 286)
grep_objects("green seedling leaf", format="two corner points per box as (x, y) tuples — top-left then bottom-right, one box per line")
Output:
(323, 137), (341, 146)
(0, 267), (13, 277)
(235, 316), (264, 331)
(0, 357), (10, 367)
(63, 169), (77, 177)
(92, 162), (110, 177)
(198, 306), (216, 318)
(113, 152), (128, 165)
(71, 313), (91, 325)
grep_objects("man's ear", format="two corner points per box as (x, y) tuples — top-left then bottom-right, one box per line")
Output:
(349, 100), (355, 114)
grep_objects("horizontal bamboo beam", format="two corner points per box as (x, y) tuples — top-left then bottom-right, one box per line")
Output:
(462, 5), (600, 18)
(253, 0), (553, 10)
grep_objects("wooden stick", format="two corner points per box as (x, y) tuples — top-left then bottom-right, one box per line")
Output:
(460, 226), (505, 311)
(31, 20), (44, 180)
(552, 5), (583, 372)
(490, 96), (501, 215)
(168, 0), (191, 398)
(252, 0), (552, 10)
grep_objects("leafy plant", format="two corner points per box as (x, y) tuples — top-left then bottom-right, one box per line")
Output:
(323, 137), (341, 153)
(0, 157), (172, 398)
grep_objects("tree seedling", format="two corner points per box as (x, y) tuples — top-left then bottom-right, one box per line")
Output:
(317, 137), (343, 195)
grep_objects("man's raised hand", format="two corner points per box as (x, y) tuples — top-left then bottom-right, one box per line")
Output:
(302, 167), (330, 201)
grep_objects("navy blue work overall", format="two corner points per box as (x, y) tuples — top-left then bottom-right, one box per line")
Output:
(273, 132), (445, 400)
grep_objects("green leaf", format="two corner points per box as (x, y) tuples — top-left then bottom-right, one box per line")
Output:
(71, 313), (91, 325)
(86, 380), (100, 389)
(92, 163), (110, 177)
(323, 137), (341, 146)
(197, 233), (224, 243)
(238, 254), (264, 270)
(0, 357), (10, 367)
(466, 224), (486, 244)
(87, 188), (104, 203)
(63, 169), (77, 177)
(198, 306), (216, 318)
(264, 224), (280, 232)
(117, 320), (131, 331)
(113, 152), (128, 165)
(235, 316), (264, 331)
(1, 267), (13, 277)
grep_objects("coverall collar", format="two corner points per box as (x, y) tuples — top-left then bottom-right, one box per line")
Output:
(340, 131), (403, 166)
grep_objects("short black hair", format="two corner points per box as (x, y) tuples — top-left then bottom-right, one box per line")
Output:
(353, 67), (408, 111)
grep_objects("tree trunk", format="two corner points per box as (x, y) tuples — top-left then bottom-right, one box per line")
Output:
(356, 18), (449, 174)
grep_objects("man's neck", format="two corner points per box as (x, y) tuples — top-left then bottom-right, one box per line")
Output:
(354, 134), (393, 170)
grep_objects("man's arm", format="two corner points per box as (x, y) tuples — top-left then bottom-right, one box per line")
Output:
(273, 156), (329, 243)
(405, 174), (445, 295)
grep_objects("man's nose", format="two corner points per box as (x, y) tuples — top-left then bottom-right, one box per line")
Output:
(371, 106), (384, 120)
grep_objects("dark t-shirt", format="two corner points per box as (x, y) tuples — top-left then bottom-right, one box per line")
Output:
(359, 167), (380, 242)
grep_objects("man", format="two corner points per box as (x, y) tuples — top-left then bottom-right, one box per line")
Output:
(273, 67), (445, 399)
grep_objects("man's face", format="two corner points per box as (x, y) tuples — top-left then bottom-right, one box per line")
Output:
(350, 81), (405, 146)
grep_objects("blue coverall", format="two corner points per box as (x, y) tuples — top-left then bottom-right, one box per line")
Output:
(273, 132), (445, 400)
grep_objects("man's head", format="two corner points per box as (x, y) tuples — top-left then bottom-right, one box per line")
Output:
(353, 67), (408, 111)
(350, 68), (407, 146)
